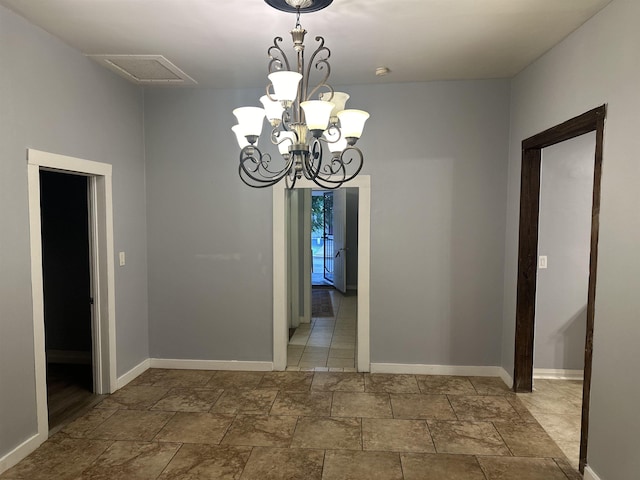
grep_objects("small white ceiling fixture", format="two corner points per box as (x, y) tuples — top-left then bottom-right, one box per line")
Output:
(86, 54), (197, 85)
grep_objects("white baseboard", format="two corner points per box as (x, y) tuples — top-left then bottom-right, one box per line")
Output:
(0, 432), (46, 475)
(149, 358), (273, 371)
(46, 349), (92, 365)
(116, 358), (150, 390)
(370, 363), (511, 385)
(584, 466), (603, 480)
(533, 368), (584, 380)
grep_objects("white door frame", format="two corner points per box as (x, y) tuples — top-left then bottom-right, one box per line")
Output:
(273, 176), (371, 371)
(27, 149), (117, 438)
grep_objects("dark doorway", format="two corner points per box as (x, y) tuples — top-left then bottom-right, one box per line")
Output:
(40, 170), (96, 431)
(513, 105), (606, 473)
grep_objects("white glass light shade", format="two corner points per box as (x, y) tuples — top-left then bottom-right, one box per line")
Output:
(276, 131), (296, 155)
(337, 109), (370, 138)
(324, 129), (348, 153)
(301, 100), (335, 131)
(232, 107), (265, 137)
(268, 71), (302, 102)
(232, 125), (257, 148)
(320, 91), (350, 117)
(260, 95), (284, 123)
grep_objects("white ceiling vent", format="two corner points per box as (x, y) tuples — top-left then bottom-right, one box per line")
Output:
(86, 54), (197, 85)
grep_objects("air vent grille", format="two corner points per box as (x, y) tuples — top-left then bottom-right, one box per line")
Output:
(86, 54), (197, 85)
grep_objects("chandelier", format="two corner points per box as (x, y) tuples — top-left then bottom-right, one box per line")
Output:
(232, 0), (370, 189)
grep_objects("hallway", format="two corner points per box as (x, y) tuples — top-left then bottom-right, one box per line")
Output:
(287, 290), (357, 371)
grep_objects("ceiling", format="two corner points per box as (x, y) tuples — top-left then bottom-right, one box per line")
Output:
(0, 0), (612, 89)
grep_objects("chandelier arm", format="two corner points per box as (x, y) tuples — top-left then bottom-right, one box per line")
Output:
(239, 166), (282, 188)
(304, 37), (331, 101)
(314, 146), (364, 185)
(239, 146), (292, 186)
(303, 139), (325, 180)
(309, 159), (347, 189)
(268, 37), (291, 72)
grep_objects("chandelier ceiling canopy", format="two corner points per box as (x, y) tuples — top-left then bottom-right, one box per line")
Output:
(232, 0), (370, 189)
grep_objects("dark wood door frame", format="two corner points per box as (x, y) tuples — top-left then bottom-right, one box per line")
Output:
(513, 105), (606, 473)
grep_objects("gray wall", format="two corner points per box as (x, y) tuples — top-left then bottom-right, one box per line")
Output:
(144, 87), (274, 361)
(144, 79), (511, 367)
(534, 133), (595, 371)
(361, 81), (510, 366)
(502, 0), (640, 477)
(0, 5), (148, 458)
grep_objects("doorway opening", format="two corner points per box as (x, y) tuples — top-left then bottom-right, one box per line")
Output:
(27, 149), (117, 442)
(287, 187), (358, 370)
(273, 176), (371, 372)
(513, 106), (606, 473)
(40, 171), (100, 431)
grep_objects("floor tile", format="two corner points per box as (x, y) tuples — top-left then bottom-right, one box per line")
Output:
(0, 436), (111, 480)
(154, 412), (234, 444)
(3, 371), (589, 480)
(531, 413), (581, 444)
(239, 447), (324, 480)
(326, 357), (355, 368)
(211, 389), (278, 415)
(364, 374), (420, 393)
(494, 421), (564, 457)
(518, 393), (581, 414)
(468, 376), (512, 395)
(77, 441), (180, 480)
(61, 408), (117, 438)
(96, 385), (170, 410)
(221, 415), (298, 447)
(448, 395), (522, 421)
(89, 410), (174, 441)
(305, 346), (330, 355)
(128, 369), (168, 386)
(362, 418), (435, 453)
(311, 372), (364, 392)
(206, 371), (265, 390)
(553, 456), (583, 480)
(257, 372), (314, 391)
(322, 450), (403, 480)
(290, 416), (361, 450)
(428, 420), (510, 455)
(400, 453), (487, 480)
(477, 456), (569, 479)
(328, 348), (355, 359)
(505, 395), (538, 423)
(390, 394), (456, 420)
(415, 376), (476, 395)
(148, 369), (215, 388)
(270, 391), (332, 416)
(150, 387), (223, 412)
(331, 392), (392, 418)
(157, 444), (251, 480)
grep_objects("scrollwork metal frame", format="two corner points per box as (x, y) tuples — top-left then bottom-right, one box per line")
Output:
(238, 11), (364, 190)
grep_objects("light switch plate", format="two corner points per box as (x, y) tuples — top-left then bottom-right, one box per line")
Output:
(538, 255), (547, 269)
(119, 251), (126, 266)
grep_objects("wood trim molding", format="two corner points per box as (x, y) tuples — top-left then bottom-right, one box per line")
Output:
(513, 105), (607, 475)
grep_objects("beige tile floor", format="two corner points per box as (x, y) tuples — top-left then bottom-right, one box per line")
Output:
(287, 290), (357, 371)
(0, 370), (582, 480)
(517, 378), (583, 469)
